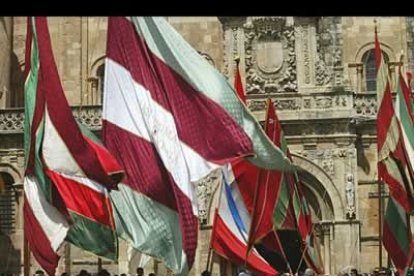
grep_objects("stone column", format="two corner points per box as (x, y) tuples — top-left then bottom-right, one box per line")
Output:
(294, 17), (318, 90)
(356, 65), (363, 93)
(217, 17), (247, 84)
(331, 222), (360, 273)
(323, 229), (331, 274)
(0, 17), (13, 108)
(117, 240), (129, 274)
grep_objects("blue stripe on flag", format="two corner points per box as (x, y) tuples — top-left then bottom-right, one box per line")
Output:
(224, 179), (247, 234)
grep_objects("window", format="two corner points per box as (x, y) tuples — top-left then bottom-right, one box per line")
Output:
(362, 49), (389, 92)
(96, 64), (105, 104)
(364, 50), (376, 92)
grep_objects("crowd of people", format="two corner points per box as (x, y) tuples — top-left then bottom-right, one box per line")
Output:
(0, 266), (410, 276)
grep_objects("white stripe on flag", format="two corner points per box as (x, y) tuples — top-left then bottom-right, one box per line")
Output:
(379, 115), (400, 162)
(103, 59), (221, 215)
(24, 175), (70, 252)
(50, 171), (107, 194)
(42, 107), (84, 176)
(217, 177), (268, 262)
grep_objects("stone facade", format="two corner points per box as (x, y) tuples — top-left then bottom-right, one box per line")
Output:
(0, 16), (411, 276)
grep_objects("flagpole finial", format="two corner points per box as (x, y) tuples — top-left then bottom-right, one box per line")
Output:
(234, 56), (240, 66)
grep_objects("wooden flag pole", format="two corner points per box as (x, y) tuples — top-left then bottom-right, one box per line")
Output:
(378, 178), (383, 269)
(24, 233), (30, 276)
(206, 170), (225, 272)
(205, 247), (213, 271)
(274, 230), (293, 275)
(24, 193), (31, 276)
(374, 18), (383, 269)
(98, 257), (102, 272)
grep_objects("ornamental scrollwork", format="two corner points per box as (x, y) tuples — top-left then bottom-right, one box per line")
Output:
(196, 170), (220, 225)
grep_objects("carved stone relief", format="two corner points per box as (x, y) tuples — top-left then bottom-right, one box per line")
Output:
(315, 97), (333, 109)
(222, 25), (242, 78)
(0, 111), (24, 133)
(244, 17), (297, 94)
(316, 17), (344, 86)
(274, 99), (300, 110)
(247, 100), (267, 112)
(247, 98), (300, 112)
(294, 148), (356, 178)
(354, 93), (377, 116)
(315, 52), (332, 86)
(196, 170), (220, 225)
(345, 173), (356, 219)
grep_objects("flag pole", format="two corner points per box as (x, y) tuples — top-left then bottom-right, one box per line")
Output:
(206, 247), (213, 271)
(374, 18), (383, 269)
(98, 257), (102, 272)
(24, 195), (31, 276)
(273, 230), (293, 275)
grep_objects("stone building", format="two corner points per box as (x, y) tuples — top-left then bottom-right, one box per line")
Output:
(0, 16), (412, 276)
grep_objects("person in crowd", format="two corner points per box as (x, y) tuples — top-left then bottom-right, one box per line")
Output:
(34, 270), (44, 276)
(79, 270), (89, 276)
(148, 273), (155, 276)
(97, 269), (110, 276)
(136, 267), (144, 276)
(304, 269), (314, 276)
(351, 269), (359, 276)
(238, 269), (251, 276)
(201, 271), (211, 276)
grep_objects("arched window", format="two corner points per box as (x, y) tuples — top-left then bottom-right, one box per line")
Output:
(96, 64), (105, 104)
(362, 49), (389, 92)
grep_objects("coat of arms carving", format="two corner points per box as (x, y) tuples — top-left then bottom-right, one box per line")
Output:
(244, 17), (297, 94)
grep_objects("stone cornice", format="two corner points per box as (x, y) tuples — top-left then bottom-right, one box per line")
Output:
(0, 91), (378, 141)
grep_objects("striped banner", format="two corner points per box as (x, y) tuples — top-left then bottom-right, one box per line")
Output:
(375, 29), (414, 274)
(103, 17), (294, 275)
(24, 17), (124, 276)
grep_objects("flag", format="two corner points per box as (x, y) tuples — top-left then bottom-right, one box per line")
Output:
(103, 16), (293, 275)
(292, 178), (324, 274)
(234, 60), (246, 104)
(24, 17), (124, 276)
(210, 169), (278, 276)
(247, 98), (296, 253)
(404, 240), (414, 275)
(396, 66), (414, 203)
(244, 98), (323, 273)
(375, 29), (414, 274)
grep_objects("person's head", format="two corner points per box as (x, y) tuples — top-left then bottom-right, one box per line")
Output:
(79, 270), (88, 276)
(35, 270), (45, 276)
(148, 273), (155, 276)
(97, 269), (110, 276)
(304, 269), (314, 276)
(351, 269), (358, 276)
(201, 271), (211, 276)
(61, 273), (69, 276)
(120, 274), (127, 276)
(137, 267), (144, 276)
